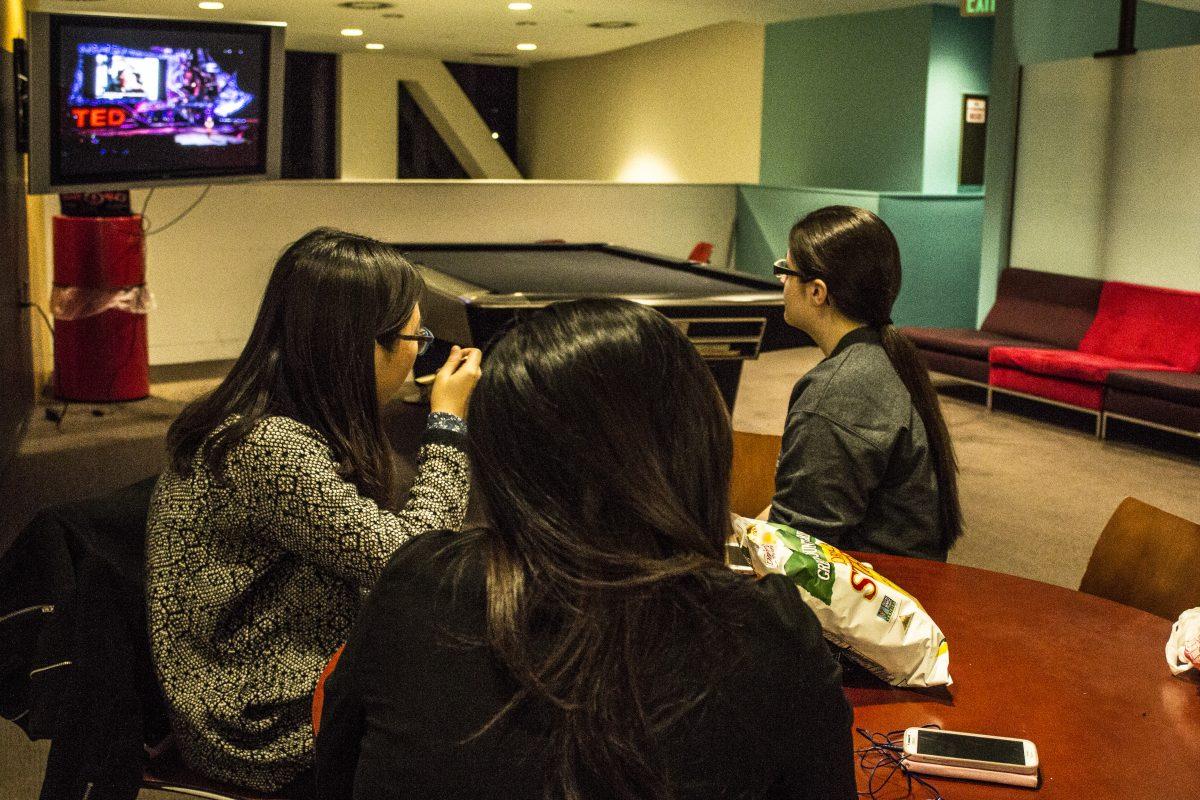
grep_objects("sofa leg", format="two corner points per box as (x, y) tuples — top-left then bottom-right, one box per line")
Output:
(986, 386), (994, 412)
(1100, 413), (1108, 440)
(1094, 413), (1103, 439)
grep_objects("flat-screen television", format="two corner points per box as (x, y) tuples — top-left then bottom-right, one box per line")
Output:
(27, 12), (285, 194)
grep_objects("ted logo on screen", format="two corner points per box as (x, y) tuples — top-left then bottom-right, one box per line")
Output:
(68, 43), (256, 148)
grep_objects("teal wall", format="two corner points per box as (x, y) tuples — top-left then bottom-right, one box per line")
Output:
(976, 0), (1018, 324)
(880, 195), (985, 328)
(1137, 2), (1200, 49)
(734, 185), (984, 329)
(1013, 0), (1200, 63)
(735, 185), (881, 278)
(760, 7), (932, 192)
(922, 7), (994, 193)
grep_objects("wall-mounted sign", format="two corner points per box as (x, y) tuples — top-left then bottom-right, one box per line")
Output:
(961, 0), (995, 16)
(965, 97), (987, 124)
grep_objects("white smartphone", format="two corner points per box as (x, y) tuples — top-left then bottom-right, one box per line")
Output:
(903, 728), (1039, 776)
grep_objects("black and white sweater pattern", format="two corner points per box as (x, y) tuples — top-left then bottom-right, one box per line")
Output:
(145, 415), (469, 791)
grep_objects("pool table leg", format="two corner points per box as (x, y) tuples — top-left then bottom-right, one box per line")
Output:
(706, 361), (743, 413)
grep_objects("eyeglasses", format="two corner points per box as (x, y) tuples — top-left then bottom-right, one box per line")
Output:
(395, 326), (435, 356)
(773, 258), (806, 283)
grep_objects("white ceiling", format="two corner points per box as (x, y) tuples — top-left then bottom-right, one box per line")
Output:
(29, 0), (964, 64)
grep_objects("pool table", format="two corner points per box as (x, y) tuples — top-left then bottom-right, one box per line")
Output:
(397, 242), (810, 410)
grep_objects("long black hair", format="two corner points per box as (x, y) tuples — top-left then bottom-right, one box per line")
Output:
(466, 298), (749, 800)
(789, 205), (963, 550)
(166, 227), (423, 508)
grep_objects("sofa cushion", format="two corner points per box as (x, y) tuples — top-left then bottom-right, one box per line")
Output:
(980, 268), (1104, 349)
(902, 327), (1047, 360)
(989, 347), (1182, 384)
(1079, 282), (1200, 371)
(920, 349), (991, 383)
(989, 365), (1105, 410)
(1106, 370), (1200, 407)
(1105, 389), (1200, 433)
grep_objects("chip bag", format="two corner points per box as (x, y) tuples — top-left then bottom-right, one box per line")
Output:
(1166, 607), (1200, 677)
(731, 516), (951, 688)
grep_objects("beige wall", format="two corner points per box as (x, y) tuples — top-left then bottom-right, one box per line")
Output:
(1011, 46), (1200, 291)
(339, 53), (520, 180)
(519, 22), (764, 183)
(37, 181), (738, 364)
(1010, 57), (1115, 279)
(1102, 45), (1200, 289)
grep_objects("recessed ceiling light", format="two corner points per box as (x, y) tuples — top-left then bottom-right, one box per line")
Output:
(365, 42), (385, 50)
(337, 1), (394, 8)
(588, 21), (637, 29)
(491, 132), (500, 139)
(341, 28), (365, 36)
(508, 2), (534, 10)
(198, 1), (224, 9)
(516, 42), (537, 51)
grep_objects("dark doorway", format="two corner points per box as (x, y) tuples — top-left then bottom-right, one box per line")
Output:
(396, 62), (519, 179)
(445, 62), (519, 165)
(282, 51), (339, 179)
(397, 82), (469, 179)
(959, 94), (988, 187)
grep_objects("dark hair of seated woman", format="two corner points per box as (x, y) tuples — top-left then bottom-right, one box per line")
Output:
(316, 298), (855, 800)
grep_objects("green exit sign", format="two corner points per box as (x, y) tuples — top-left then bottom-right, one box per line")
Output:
(962, 0), (995, 15)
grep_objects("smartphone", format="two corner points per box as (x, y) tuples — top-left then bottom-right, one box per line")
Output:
(903, 728), (1038, 775)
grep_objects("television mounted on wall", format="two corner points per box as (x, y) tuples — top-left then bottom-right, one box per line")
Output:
(26, 11), (285, 194)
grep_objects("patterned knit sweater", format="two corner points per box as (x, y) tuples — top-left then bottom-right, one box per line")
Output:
(145, 415), (469, 791)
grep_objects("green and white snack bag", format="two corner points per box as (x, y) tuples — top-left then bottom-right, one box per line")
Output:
(731, 516), (951, 688)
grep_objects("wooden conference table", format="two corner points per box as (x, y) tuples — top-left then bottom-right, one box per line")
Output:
(845, 553), (1200, 798)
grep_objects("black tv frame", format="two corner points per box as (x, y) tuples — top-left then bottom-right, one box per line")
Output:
(25, 11), (285, 194)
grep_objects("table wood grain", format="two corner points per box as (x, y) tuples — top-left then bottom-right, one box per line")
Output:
(843, 552), (1200, 797)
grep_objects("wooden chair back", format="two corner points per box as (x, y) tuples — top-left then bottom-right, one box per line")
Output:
(1080, 497), (1200, 621)
(729, 431), (783, 519)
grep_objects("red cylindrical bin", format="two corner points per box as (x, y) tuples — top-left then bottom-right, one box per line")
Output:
(52, 215), (150, 402)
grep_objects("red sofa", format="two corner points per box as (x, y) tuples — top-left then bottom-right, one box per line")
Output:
(989, 282), (1200, 412)
(903, 268), (1103, 384)
(907, 272), (1200, 441)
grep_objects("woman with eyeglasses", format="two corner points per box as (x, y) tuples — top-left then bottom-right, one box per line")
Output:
(146, 228), (481, 796)
(767, 206), (962, 561)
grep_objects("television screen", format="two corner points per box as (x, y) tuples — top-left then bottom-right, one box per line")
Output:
(28, 13), (284, 193)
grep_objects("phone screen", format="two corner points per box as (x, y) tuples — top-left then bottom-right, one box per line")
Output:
(916, 730), (1026, 765)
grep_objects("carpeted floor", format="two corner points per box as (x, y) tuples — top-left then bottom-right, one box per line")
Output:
(1, 348), (1197, 798)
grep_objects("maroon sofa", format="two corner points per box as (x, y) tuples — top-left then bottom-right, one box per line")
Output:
(902, 268), (1104, 384)
(1104, 371), (1200, 438)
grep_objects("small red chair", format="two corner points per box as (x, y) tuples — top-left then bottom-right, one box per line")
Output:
(687, 242), (714, 264)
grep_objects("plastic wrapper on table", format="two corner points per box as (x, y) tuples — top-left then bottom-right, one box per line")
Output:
(731, 516), (952, 689)
(1166, 607), (1200, 676)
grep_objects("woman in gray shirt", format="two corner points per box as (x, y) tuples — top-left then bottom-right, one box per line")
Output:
(146, 229), (481, 794)
(769, 206), (962, 561)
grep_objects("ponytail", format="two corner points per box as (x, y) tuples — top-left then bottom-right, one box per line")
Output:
(878, 324), (963, 550)
(789, 206), (963, 551)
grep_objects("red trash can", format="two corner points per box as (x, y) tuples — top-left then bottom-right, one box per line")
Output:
(52, 215), (150, 402)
